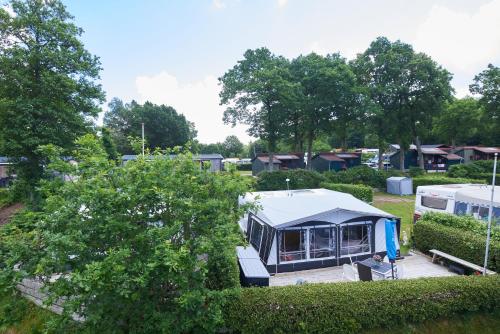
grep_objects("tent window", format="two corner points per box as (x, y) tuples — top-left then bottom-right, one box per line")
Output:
(340, 224), (371, 256)
(421, 196), (447, 210)
(454, 202), (468, 216)
(472, 205), (490, 221)
(279, 230), (306, 262)
(249, 219), (264, 252)
(309, 227), (336, 259)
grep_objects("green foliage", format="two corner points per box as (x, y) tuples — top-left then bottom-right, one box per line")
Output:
(0, 0), (105, 197)
(0, 188), (12, 209)
(255, 169), (326, 191)
(448, 160), (500, 185)
(324, 165), (403, 189)
(414, 215), (500, 271)
(408, 166), (424, 177)
(235, 163), (252, 171)
(320, 182), (373, 202)
(222, 275), (500, 334)
(104, 99), (197, 154)
(0, 135), (252, 333)
(100, 127), (119, 161)
(412, 175), (485, 192)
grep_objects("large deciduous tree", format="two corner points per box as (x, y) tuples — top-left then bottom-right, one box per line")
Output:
(0, 135), (251, 333)
(103, 98), (197, 154)
(221, 135), (244, 158)
(352, 37), (452, 170)
(470, 64), (500, 145)
(219, 48), (297, 171)
(0, 0), (105, 198)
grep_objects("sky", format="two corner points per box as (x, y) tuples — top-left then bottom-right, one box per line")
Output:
(61, 0), (500, 144)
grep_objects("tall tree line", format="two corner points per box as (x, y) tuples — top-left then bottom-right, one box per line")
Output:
(219, 39), (498, 171)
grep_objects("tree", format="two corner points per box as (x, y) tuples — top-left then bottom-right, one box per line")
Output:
(221, 135), (244, 158)
(433, 97), (482, 147)
(470, 64), (500, 145)
(352, 37), (452, 170)
(219, 48), (297, 171)
(199, 142), (223, 155)
(0, 0), (105, 199)
(104, 99), (197, 154)
(100, 127), (119, 161)
(0, 135), (252, 333)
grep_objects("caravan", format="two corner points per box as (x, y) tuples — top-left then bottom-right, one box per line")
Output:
(414, 184), (500, 224)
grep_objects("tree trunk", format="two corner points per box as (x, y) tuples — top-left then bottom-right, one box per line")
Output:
(268, 151), (274, 171)
(451, 138), (456, 150)
(306, 131), (314, 170)
(378, 140), (384, 170)
(398, 140), (405, 172)
(414, 136), (425, 169)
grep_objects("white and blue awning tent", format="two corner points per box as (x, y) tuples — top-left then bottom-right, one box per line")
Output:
(238, 189), (400, 274)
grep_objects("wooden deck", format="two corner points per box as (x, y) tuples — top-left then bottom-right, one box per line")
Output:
(270, 251), (456, 287)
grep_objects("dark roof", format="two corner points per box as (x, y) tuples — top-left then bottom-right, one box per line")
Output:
(421, 144), (450, 149)
(443, 153), (463, 160)
(274, 154), (300, 160)
(313, 152), (359, 161)
(256, 156), (281, 163)
(421, 147), (448, 155)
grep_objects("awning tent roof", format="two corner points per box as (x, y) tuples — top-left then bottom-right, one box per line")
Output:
(240, 188), (395, 228)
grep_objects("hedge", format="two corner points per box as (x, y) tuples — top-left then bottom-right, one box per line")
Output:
(414, 219), (500, 272)
(320, 182), (373, 203)
(447, 161), (500, 185)
(222, 275), (500, 334)
(324, 166), (404, 189)
(255, 169), (327, 191)
(412, 176), (484, 192)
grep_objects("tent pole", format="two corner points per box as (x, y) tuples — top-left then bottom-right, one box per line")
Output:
(391, 261), (394, 279)
(483, 152), (497, 275)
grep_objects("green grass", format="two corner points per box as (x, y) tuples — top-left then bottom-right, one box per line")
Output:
(366, 310), (500, 334)
(373, 193), (415, 237)
(0, 291), (57, 334)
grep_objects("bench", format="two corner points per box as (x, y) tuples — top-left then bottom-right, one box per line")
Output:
(429, 249), (496, 275)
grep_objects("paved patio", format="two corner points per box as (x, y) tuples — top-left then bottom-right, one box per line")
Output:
(270, 251), (456, 286)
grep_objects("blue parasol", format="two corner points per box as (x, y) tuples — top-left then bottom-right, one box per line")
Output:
(385, 218), (397, 278)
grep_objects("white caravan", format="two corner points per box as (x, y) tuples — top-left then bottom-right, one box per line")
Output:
(414, 184), (500, 224)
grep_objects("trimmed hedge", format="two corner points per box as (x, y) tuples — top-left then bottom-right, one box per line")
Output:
(324, 166), (404, 189)
(414, 219), (500, 272)
(412, 176), (484, 192)
(222, 275), (500, 334)
(447, 161), (500, 185)
(320, 182), (373, 203)
(255, 169), (327, 191)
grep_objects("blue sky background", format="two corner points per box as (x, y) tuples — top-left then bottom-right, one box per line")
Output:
(62, 0), (500, 143)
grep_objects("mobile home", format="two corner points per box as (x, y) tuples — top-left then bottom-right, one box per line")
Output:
(414, 184), (500, 224)
(238, 188), (400, 274)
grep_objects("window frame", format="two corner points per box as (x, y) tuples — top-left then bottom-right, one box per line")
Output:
(339, 222), (372, 258)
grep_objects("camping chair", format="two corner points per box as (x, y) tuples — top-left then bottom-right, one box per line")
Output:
(342, 264), (359, 281)
(357, 263), (373, 282)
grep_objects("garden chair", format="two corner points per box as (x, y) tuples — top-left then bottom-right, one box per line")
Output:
(357, 263), (373, 281)
(342, 264), (359, 281)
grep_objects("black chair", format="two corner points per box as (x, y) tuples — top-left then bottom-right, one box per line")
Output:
(357, 263), (373, 282)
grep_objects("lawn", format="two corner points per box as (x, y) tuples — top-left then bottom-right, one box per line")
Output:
(373, 192), (415, 238)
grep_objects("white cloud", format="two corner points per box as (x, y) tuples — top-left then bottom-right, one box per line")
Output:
(277, 0), (288, 8)
(212, 0), (226, 9)
(135, 71), (251, 143)
(414, 0), (500, 72)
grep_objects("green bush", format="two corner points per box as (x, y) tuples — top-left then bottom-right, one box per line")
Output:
(412, 176), (484, 192)
(408, 166), (424, 177)
(323, 166), (403, 189)
(255, 169), (327, 191)
(236, 163), (252, 171)
(222, 275), (500, 334)
(448, 161), (500, 185)
(421, 212), (500, 242)
(320, 182), (373, 202)
(414, 219), (500, 272)
(0, 188), (12, 208)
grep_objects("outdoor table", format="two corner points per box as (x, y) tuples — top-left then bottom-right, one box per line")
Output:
(358, 258), (395, 279)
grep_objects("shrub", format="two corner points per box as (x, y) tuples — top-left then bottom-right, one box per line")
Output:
(236, 163), (252, 171)
(320, 182), (373, 202)
(255, 169), (327, 191)
(412, 176), (484, 192)
(222, 275), (500, 334)
(414, 219), (500, 271)
(323, 166), (402, 189)
(408, 166), (424, 177)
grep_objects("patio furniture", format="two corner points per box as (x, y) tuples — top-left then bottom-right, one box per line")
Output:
(342, 264), (359, 281)
(429, 249), (496, 275)
(359, 258), (395, 279)
(357, 263), (373, 281)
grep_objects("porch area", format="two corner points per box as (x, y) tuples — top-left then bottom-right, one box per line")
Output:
(270, 251), (456, 286)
